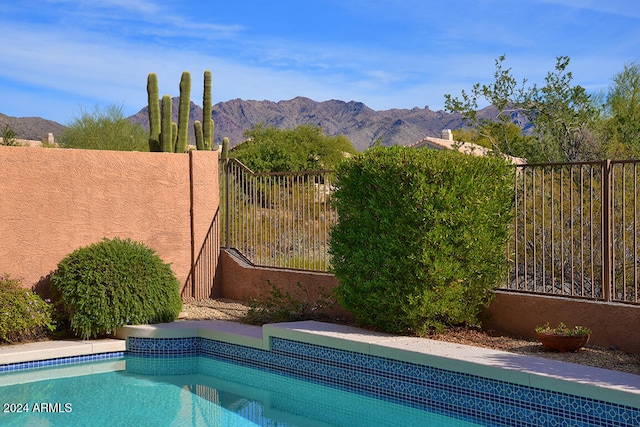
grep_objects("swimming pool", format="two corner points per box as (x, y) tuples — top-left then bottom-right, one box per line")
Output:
(1, 320), (639, 426)
(0, 355), (480, 426)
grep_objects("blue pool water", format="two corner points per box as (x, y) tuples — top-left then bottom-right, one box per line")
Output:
(0, 356), (481, 426)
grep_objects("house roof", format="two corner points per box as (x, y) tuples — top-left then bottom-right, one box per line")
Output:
(409, 136), (526, 165)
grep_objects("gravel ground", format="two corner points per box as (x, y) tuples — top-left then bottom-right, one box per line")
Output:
(181, 298), (640, 376)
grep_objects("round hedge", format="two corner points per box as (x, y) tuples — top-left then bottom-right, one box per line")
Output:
(51, 237), (182, 339)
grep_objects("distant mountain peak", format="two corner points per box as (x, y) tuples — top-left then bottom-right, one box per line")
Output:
(3, 98), (512, 151)
(194, 97), (469, 150)
(0, 112), (67, 141)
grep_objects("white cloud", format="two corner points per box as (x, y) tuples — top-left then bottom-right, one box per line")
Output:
(1, 0), (637, 123)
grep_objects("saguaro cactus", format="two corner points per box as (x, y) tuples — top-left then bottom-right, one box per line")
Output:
(147, 70), (214, 152)
(160, 95), (174, 152)
(194, 120), (204, 150)
(203, 70), (213, 150)
(176, 71), (191, 153)
(147, 73), (161, 151)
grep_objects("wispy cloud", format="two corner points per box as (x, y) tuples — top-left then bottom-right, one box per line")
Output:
(0, 1), (638, 122)
(536, 0), (640, 18)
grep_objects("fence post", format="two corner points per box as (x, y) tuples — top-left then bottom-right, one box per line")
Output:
(189, 150), (195, 299)
(602, 159), (613, 302)
(222, 138), (231, 248)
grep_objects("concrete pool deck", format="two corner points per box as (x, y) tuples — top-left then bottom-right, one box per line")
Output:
(1, 320), (639, 408)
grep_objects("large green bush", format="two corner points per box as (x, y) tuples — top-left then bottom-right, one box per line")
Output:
(329, 146), (514, 335)
(51, 238), (182, 339)
(0, 274), (55, 343)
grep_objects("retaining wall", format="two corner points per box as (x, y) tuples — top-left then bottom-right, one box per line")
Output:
(215, 250), (639, 354)
(215, 249), (350, 319)
(481, 291), (640, 355)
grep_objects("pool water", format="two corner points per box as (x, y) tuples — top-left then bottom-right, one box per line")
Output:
(0, 356), (481, 426)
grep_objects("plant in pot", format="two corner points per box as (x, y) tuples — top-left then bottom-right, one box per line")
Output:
(535, 322), (592, 352)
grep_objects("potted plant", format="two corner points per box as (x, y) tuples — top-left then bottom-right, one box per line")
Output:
(535, 322), (591, 352)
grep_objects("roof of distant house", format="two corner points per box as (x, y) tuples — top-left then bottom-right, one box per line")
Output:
(410, 135), (526, 165)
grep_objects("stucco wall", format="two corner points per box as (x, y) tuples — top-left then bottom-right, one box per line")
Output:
(216, 249), (351, 319)
(216, 249), (639, 354)
(481, 291), (640, 355)
(0, 146), (219, 296)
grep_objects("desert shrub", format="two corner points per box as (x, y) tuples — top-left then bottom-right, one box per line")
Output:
(59, 104), (149, 151)
(0, 274), (55, 343)
(50, 237), (182, 339)
(232, 123), (357, 172)
(244, 281), (336, 325)
(329, 146), (514, 335)
(1, 124), (19, 146)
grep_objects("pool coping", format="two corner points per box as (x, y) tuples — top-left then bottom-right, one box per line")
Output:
(0, 338), (125, 365)
(1, 320), (639, 408)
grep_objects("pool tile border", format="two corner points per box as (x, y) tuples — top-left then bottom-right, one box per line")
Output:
(0, 351), (125, 373)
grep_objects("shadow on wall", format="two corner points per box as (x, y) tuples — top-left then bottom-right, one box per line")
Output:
(183, 208), (221, 301)
(32, 274), (53, 300)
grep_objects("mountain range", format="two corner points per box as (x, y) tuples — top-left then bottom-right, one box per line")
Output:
(3, 97), (502, 151)
(0, 113), (67, 143)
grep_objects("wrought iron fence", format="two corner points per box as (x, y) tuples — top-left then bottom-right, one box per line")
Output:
(505, 160), (639, 304)
(220, 158), (336, 271)
(220, 155), (640, 303)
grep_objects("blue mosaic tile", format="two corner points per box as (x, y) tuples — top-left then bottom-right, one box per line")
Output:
(186, 336), (640, 427)
(127, 337), (198, 357)
(0, 351), (125, 373)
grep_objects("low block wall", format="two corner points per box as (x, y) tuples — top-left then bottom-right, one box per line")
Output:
(215, 249), (351, 319)
(215, 250), (639, 354)
(0, 146), (219, 298)
(481, 291), (640, 355)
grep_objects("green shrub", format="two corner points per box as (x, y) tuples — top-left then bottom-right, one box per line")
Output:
(1, 124), (19, 146)
(0, 274), (55, 343)
(233, 123), (357, 172)
(329, 146), (514, 335)
(59, 104), (149, 151)
(51, 237), (182, 339)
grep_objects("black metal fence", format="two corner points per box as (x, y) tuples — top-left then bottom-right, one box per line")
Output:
(220, 156), (640, 304)
(506, 160), (639, 304)
(220, 158), (336, 271)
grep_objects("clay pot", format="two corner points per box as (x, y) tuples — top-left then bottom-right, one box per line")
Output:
(536, 332), (590, 352)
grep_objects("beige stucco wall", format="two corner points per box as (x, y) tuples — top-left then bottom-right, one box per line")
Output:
(481, 291), (640, 355)
(0, 146), (219, 296)
(216, 249), (351, 319)
(216, 249), (639, 354)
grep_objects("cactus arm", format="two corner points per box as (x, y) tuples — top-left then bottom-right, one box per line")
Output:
(194, 120), (204, 150)
(205, 118), (214, 150)
(160, 95), (173, 152)
(221, 137), (229, 159)
(203, 70), (213, 150)
(147, 73), (161, 151)
(176, 71), (191, 153)
(171, 122), (178, 152)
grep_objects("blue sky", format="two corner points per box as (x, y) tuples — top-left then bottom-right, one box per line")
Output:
(1, 0), (638, 124)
